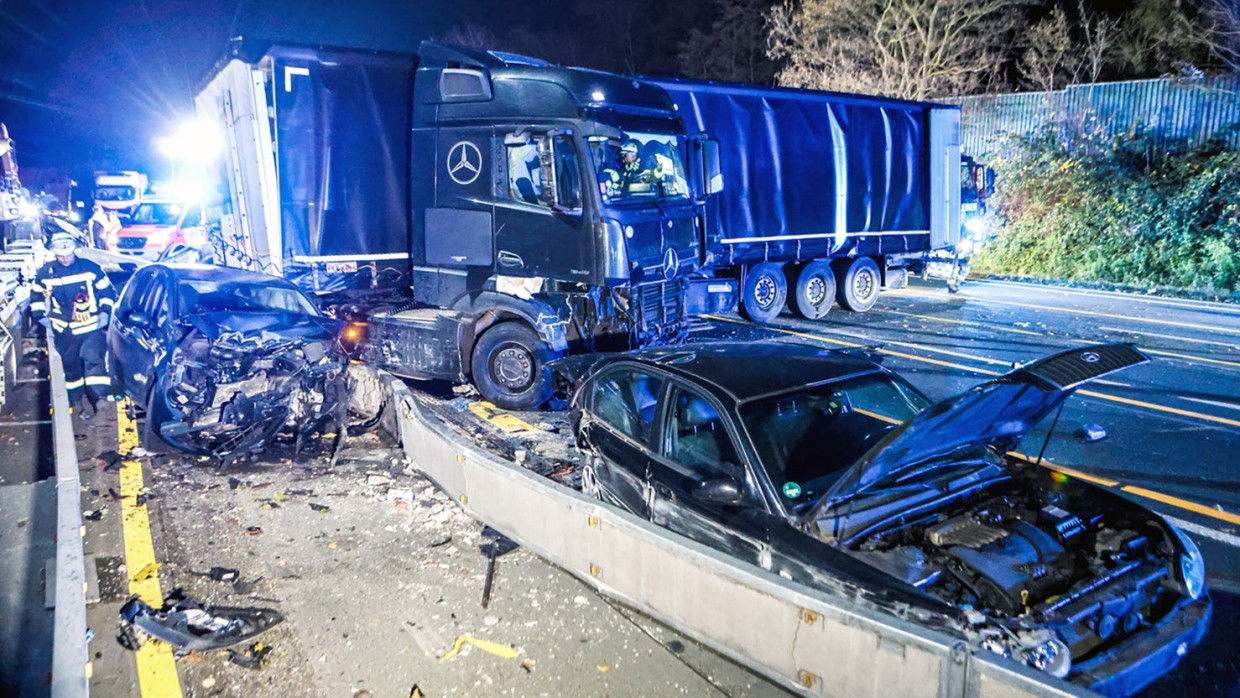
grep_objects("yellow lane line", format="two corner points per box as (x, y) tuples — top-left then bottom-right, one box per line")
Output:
(467, 401), (536, 433)
(1121, 486), (1240, 526)
(1008, 452), (1120, 487)
(705, 315), (1240, 527)
(117, 400), (184, 698)
(897, 289), (1240, 336)
(1077, 389), (1240, 429)
(1142, 348), (1240, 370)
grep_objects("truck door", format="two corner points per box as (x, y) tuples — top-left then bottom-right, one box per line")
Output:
(492, 129), (593, 282)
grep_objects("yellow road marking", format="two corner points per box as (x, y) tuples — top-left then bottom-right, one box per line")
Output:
(467, 401), (536, 433)
(117, 400), (184, 698)
(898, 289), (1240, 336)
(1008, 452), (1120, 487)
(1121, 486), (1240, 526)
(1142, 348), (1240, 370)
(705, 315), (1240, 528)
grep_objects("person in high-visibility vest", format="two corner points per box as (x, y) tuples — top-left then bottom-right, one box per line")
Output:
(31, 232), (117, 415)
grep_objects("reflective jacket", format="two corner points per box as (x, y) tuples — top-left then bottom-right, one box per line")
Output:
(31, 257), (116, 335)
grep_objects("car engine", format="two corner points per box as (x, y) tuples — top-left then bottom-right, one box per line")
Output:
(158, 329), (348, 458)
(849, 476), (1187, 671)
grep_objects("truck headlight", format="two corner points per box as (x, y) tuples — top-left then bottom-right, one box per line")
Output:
(1167, 520), (1206, 600)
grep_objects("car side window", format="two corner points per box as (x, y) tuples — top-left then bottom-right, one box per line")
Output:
(140, 275), (170, 326)
(591, 369), (665, 445)
(118, 269), (153, 315)
(663, 386), (741, 481)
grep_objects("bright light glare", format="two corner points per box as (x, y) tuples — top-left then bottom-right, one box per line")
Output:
(17, 201), (40, 219)
(162, 176), (216, 204)
(964, 216), (988, 236)
(156, 119), (224, 163)
(591, 90), (605, 102)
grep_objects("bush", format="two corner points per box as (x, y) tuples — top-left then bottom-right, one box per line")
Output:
(975, 128), (1240, 295)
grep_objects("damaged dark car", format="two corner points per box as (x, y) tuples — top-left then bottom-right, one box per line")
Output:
(560, 342), (1210, 696)
(107, 264), (350, 459)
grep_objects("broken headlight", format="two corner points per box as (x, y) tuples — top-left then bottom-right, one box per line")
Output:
(1166, 520), (1206, 600)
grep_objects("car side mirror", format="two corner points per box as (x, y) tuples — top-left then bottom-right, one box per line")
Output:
(127, 310), (152, 329)
(693, 475), (742, 505)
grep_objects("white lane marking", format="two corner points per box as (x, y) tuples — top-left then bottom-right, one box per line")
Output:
(1177, 396), (1240, 412)
(973, 279), (1240, 314)
(1165, 515), (1240, 549)
(0, 420), (52, 427)
(1098, 326), (1240, 351)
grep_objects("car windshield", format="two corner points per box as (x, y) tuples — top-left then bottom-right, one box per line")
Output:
(739, 375), (929, 510)
(177, 279), (319, 317)
(590, 132), (689, 204)
(130, 203), (184, 226)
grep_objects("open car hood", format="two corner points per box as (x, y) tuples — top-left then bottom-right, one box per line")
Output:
(182, 311), (341, 345)
(813, 344), (1148, 510)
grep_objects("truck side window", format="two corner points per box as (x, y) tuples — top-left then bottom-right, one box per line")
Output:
(553, 135), (581, 210)
(506, 142), (542, 205)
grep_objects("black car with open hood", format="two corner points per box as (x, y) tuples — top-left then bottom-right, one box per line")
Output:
(561, 341), (1210, 696)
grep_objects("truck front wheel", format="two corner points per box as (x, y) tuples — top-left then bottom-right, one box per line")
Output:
(740, 262), (787, 324)
(836, 257), (881, 312)
(791, 260), (835, 320)
(471, 322), (555, 410)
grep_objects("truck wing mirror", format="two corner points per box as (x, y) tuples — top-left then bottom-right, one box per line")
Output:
(703, 140), (723, 195)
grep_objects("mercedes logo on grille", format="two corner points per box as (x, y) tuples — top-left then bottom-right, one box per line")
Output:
(446, 141), (482, 185)
(1080, 351), (1101, 363)
(663, 248), (679, 281)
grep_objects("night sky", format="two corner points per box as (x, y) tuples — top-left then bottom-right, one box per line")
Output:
(0, 0), (575, 175)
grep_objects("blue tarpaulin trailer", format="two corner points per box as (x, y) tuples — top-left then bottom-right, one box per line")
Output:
(649, 78), (962, 322)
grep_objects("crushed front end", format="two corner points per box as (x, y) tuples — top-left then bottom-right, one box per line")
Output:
(152, 322), (348, 459)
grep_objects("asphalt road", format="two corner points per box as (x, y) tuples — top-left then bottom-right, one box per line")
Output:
(694, 276), (1240, 697)
(64, 275), (1239, 698)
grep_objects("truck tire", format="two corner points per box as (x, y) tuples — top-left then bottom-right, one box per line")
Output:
(791, 260), (835, 320)
(740, 262), (787, 324)
(836, 257), (881, 312)
(471, 322), (555, 410)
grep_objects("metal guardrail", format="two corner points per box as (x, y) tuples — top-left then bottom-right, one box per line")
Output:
(385, 374), (1095, 698)
(48, 344), (90, 696)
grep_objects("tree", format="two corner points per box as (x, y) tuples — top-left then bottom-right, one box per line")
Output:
(1203, 0), (1240, 71)
(1114, 0), (1215, 77)
(678, 0), (777, 84)
(767, 0), (1030, 100)
(1019, 2), (1118, 92)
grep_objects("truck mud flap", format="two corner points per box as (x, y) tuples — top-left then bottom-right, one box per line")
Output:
(384, 374), (1093, 698)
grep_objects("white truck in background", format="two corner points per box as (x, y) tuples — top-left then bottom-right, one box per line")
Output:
(93, 171), (148, 214)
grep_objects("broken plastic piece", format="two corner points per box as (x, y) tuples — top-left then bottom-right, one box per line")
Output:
(118, 593), (284, 655)
(309, 503), (330, 514)
(207, 567), (240, 583)
(1075, 424), (1107, 442)
(438, 635), (519, 663)
(228, 641), (273, 669)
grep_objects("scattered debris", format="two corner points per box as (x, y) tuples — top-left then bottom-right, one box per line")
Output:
(367, 474), (391, 487)
(428, 536), (452, 548)
(389, 488), (415, 505)
(479, 528), (519, 608)
(228, 641), (273, 669)
(245, 526), (263, 535)
(96, 450), (123, 471)
(309, 503), (331, 514)
(84, 509), (104, 521)
(131, 563), (160, 583)
(409, 685), (426, 698)
(118, 592), (283, 655)
(437, 635), (519, 663)
(596, 664), (611, 672)
(206, 567), (240, 583)
(1075, 423), (1108, 442)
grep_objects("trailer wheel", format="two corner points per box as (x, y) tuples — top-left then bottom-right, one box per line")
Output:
(836, 257), (881, 312)
(740, 263), (787, 324)
(791, 261), (836, 320)
(471, 322), (555, 410)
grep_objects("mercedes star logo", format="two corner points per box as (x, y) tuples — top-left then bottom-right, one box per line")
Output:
(447, 141), (482, 185)
(1080, 351), (1101, 363)
(663, 248), (679, 281)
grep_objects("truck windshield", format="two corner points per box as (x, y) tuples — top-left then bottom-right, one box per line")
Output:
(590, 132), (689, 204)
(95, 185), (137, 201)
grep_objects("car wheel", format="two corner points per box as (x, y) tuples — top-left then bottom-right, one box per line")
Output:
(791, 260), (835, 320)
(470, 322), (556, 411)
(740, 262), (787, 324)
(836, 257), (881, 312)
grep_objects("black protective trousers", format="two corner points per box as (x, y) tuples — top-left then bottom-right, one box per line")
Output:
(54, 329), (110, 408)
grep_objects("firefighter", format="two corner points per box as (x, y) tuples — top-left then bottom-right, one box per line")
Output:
(31, 232), (117, 415)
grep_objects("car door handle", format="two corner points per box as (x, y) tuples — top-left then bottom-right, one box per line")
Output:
(497, 250), (524, 268)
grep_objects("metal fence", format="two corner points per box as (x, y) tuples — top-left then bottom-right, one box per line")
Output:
(947, 74), (1240, 158)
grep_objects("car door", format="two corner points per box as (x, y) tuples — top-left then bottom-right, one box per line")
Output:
(109, 268), (156, 397)
(578, 366), (667, 518)
(120, 269), (171, 402)
(647, 383), (770, 565)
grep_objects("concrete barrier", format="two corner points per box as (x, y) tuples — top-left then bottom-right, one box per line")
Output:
(49, 345), (90, 697)
(386, 376), (1096, 698)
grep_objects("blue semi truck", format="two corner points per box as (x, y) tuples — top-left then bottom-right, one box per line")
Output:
(649, 78), (963, 322)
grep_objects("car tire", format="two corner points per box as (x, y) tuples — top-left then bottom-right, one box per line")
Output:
(836, 257), (881, 312)
(740, 262), (787, 324)
(470, 322), (556, 411)
(790, 260), (835, 320)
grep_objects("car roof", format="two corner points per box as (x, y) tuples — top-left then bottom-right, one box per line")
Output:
(152, 263), (301, 289)
(598, 341), (886, 403)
